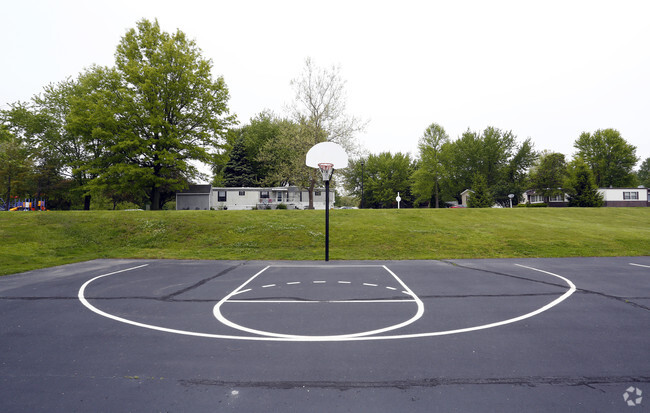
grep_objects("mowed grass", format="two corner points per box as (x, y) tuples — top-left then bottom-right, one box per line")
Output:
(0, 208), (648, 275)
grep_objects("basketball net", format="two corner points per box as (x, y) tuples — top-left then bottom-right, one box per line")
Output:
(318, 163), (334, 182)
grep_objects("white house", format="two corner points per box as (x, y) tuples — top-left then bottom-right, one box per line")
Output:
(599, 187), (649, 207)
(176, 185), (335, 210)
(522, 190), (569, 207)
(521, 187), (649, 207)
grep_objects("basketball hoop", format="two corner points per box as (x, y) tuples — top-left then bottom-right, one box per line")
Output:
(318, 163), (334, 182)
(306, 142), (349, 262)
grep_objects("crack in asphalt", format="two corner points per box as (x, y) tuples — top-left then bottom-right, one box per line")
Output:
(440, 260), (570, 289)
(441, 261), (650, 312)
(161, 263), (244, 301)
(1, 292), (594, 301)
(178, 375), (650, 390)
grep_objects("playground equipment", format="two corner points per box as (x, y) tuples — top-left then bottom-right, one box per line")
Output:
(2, 197), (48, 211)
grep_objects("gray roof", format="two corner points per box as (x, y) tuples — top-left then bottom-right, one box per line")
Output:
(178, 184), (212, 194)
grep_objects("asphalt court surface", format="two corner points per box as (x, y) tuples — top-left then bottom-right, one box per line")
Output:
(1, 257), (649, 411)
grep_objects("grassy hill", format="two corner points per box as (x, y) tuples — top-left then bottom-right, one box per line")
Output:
(1, 208), (649, 276)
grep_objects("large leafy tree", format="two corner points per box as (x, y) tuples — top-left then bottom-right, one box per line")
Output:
(411, 123), (450, 208)
(343, 152), (414, 208)
(108, 18), (234, 209)
(2, 19), (233, 210)
(573, 129), (638, 188)
(443, 127), (535, 205)
(493, 137), (536, 206)
(529, 152), (568, 200)
(257, 120), (315, 188)
(65, 66), (133, 208)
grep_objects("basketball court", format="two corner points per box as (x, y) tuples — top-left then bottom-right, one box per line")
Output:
(1, 257), (648, 411)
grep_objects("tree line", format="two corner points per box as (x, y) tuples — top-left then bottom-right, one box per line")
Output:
(1, 19), (233, 210)
(1, 19), (648, 211)
(0, 20), (362, 210)
(342, 126), (646, 209)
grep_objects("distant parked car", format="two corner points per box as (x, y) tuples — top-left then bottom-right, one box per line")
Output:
(450, 205), (466, 208)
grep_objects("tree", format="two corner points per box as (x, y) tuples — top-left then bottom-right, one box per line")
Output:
(216, 111), (293, 186)
(257, 119), (315, 188)
(1, 83), (90, 208)
(343, 152), (414, 208)
(442, 127), (534, 205)
(529, 152), (568, 201)
(467, 174), (493, 208)
(65, 66), (132, 209)
(573, 129), (638, 188)
(566, 159), (604, 207)
(289, 57), (366, 208)
(222, 136), (257, 187)
(494, 137), (537, 206)
(411, 123), (450, 207)
(637, 157), (650, 188)
(0, 128), (33, 210)
(109, 18), (234, 209)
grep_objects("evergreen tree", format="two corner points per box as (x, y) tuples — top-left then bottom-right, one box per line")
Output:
(567, 160), (604, 207)
(222, 137), (257, 187)
(468, 174), (494, 208)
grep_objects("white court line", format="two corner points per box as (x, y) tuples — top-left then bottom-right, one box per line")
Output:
(629, 263), (650, 269)
(212, 265), (425, 340)
(227, 299), (417, 303)
(363, 283), (378, 287)
(286, 281), (300, 285)
(79, 263), (576, 342)
(268, 264), (385, 268)
(338, 281), (351, 284)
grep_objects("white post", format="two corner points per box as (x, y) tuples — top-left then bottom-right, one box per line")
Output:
(396, 192), (402, 209)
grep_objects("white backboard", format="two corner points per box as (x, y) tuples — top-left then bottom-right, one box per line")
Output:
(305, 142), (349, 169)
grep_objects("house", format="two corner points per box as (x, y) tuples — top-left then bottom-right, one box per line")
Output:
(522, 190), (569, 207)
(175, 184), (212, 210)
(176, 185), (335, 210)
(521, 187), (649, 207)
(599, 187), (649, 207)
(459, 189), (473, 207)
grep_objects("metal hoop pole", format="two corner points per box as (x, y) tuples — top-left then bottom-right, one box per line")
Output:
(325, 180), (330, 261)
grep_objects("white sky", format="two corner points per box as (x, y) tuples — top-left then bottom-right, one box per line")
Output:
(2, 0), (649, 166)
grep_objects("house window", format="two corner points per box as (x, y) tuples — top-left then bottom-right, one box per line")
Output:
(530, 195), (544, 203)
(277, 192), (283, 202)
(260, 191), (269, 199)
(217, 191), (227, 202)
(239, 190), (246, 196)
(315, 190), (321, 196)
(549, 194), (564, 202)
(623, 191), (639, 200)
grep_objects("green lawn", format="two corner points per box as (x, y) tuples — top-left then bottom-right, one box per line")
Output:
(1, 208), (648, 276)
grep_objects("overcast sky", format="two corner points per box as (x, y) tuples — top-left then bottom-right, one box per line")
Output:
(3, 0), (649, 166)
